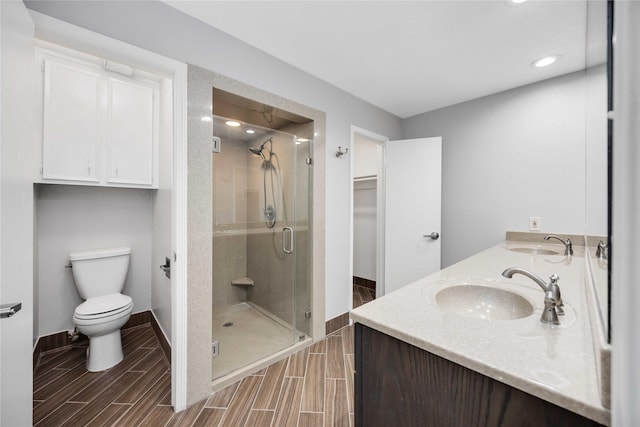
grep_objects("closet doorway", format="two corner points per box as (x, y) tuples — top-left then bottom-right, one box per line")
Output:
(350, 127), (387, 310)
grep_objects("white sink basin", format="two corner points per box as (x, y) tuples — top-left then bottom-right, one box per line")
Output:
(436, 285), (534, 321)
(509, 246), (561, 256)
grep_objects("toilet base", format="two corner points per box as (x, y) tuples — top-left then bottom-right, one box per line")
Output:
(86, 330), (124, 372)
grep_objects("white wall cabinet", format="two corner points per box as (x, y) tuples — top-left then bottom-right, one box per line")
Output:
(42, 59), (101, 182)
(38, 48), (159, 188)
(106, 77), (155, 186)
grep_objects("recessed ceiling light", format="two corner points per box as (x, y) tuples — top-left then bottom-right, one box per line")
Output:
(225, 120), (241, 127)
(201, 116), (212, 122)
(245, 129), (255, 134)
(504, 0), (527, 6)
(531, 55), (560, 68)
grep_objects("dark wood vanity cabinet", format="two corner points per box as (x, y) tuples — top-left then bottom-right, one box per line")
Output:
(354, 323), (606, 427)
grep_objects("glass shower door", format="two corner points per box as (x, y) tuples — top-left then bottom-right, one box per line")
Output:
(211, 116), (310, 380)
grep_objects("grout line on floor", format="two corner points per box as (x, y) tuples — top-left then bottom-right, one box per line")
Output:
(257, 356), (289, 427)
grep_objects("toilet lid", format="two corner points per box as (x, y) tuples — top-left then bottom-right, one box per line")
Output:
(75, 293), (133, 318)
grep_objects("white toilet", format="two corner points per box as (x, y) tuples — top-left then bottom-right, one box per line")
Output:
(69, 247), (134, 372)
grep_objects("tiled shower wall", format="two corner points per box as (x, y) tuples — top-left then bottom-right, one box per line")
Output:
(212, 134), (250, 311)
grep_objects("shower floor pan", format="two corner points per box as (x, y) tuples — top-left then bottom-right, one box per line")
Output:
(212, 302), (305, 380)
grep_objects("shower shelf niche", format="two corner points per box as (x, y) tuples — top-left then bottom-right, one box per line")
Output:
(231, 277), (255, 287)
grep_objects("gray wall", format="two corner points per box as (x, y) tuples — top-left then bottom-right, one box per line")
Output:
(585, 64), (608, 237)
(25, 0), (403, 321)
(403, 70), (595, 267)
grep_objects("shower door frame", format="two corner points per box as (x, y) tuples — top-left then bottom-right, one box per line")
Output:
(210, 122), (310, 380)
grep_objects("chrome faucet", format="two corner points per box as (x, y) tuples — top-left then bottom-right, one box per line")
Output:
(544, 234), (573, 256)
(596, 240), (608, 260)
(502, 267), (564, 325)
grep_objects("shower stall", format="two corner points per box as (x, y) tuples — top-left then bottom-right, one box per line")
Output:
(210, 111), (312, 380)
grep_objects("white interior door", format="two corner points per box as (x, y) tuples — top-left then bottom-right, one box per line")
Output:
(1, 1), (35, 425)
(383, 137), (442, 295)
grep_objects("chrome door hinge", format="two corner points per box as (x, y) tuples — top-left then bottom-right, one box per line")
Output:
(304, 310), (312, 319)
(305, 157), (313, 165)
(212, 136), (221, 153)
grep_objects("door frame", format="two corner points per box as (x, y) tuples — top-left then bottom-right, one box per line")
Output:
(349, 126), (388, 309)
(29, 12), (189, 411)
(1, 2), (36, 424)
(612, 1), (640, 423)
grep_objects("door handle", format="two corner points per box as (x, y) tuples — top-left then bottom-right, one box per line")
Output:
(282, 227), (294, 254)
(424, 232), (440, 240)
(0, 303), (22, 319)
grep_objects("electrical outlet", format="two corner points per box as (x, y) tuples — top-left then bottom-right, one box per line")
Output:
(529, 216), (541, 231)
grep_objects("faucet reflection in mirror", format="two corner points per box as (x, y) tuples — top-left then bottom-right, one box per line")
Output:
(544, 234), (574, 256)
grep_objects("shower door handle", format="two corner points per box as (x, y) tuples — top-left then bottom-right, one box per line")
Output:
(282, 227), (294, 254)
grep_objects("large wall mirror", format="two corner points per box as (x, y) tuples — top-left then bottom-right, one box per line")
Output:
(584, 0), (610, 342)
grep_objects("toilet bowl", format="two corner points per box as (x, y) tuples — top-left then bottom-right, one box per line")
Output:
(73, 293), (134, 372)
(69, 247), (134, 372)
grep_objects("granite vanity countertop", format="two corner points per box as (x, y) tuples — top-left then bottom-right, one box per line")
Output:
(350, 241), (610, 425)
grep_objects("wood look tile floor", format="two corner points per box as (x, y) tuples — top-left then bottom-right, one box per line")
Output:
(34, 323), (356, 426)
(353, 284), (375, 309)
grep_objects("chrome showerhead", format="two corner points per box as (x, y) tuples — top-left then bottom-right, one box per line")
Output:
(249, 147), (265, 159)
(249, 137), (273, 159)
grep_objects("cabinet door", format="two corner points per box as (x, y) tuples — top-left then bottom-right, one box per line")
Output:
(106, 77), (154, 186)
(42, 59), (100, 182)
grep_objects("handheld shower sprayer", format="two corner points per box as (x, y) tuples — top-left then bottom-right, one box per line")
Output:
(249, 137), (278, 228)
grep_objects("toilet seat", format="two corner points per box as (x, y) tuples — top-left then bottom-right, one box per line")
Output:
(74, 293), (133, 321)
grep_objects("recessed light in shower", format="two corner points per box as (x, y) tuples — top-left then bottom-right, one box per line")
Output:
(201, 116), (212, 122)
(531, 55), (560, 68)
(225, 120), (241, 127)
(504, 0), (527, 7)
(246, 129), (255, 134)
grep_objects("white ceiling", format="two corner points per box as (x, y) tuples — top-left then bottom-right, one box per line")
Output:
(164, 1), (595, 119)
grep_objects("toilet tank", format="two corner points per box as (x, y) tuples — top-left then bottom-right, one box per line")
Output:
(69, 247), (131, 299)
